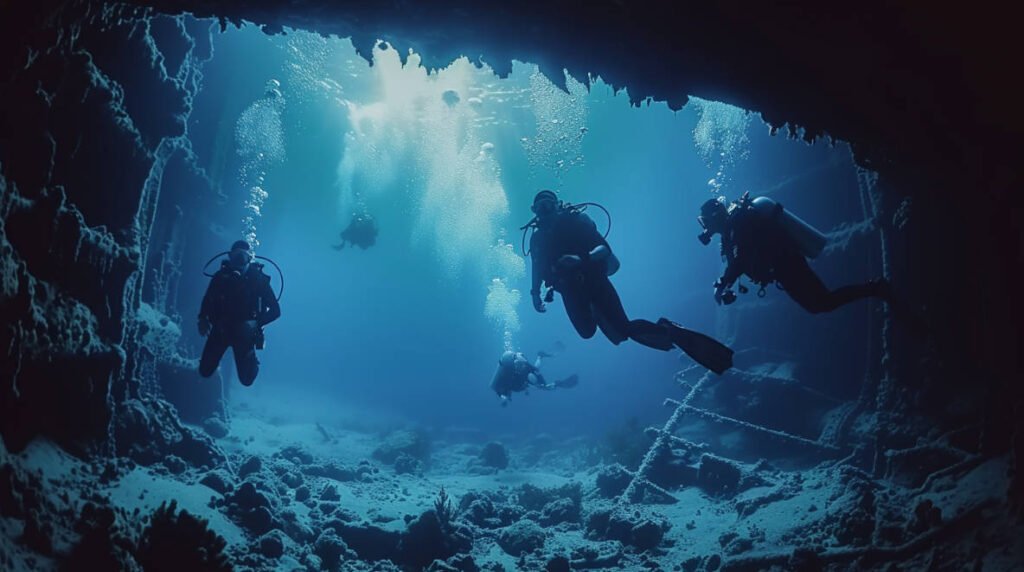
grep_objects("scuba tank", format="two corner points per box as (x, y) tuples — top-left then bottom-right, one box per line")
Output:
(520, 200), (612, 257)
(745, 195), (827, 259)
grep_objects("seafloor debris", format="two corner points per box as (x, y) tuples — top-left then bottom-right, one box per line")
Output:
(0, 394), (1020, 571)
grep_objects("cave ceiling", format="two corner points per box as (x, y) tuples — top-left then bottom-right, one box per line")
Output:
(103, 0), (1022, 196)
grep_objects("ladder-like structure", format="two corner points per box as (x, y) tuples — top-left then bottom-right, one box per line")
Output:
(619, 367), (849, 504)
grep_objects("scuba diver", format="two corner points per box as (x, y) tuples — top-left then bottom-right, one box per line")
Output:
(333, 213), (378, 250)
(697, 192), (891, 313)
(525, 190), (733, 374)
(198, 240), (281, 386)
(490, 350), (579, 406)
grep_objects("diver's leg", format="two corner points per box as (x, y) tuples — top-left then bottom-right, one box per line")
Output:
(561, 286), (598, 339)
(776, 255), (838, 314)
(779, 255), (882, 314)
(825, 281), (889, 310)
(589, 275), (630, 345)
(232, 340), (260, 387)
(198, 331), (229, 377)
(626, 319), (675, 351)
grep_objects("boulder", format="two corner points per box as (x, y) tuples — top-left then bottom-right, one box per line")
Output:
(595, 464), (632, 497)
(497, 520), (545, 556)
(479, 442), (509, 470)
(258, 531), (285, 559)
(238, 456), (262, 478)
(373, 430), (430, 465)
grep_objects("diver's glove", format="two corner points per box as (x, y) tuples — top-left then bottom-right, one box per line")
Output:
(531, 289), (547, 313)
(198, 315), (212, 337)
(713, 280), (738, 305)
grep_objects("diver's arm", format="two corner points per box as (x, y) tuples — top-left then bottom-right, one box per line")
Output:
(530, 235), (547, 313)
(574, 215), (613, 268)
(258, 279), (281, 326)
(717, 229), (742, 288)
(197, 275), (221, 336)
(719, 263), (742, 289)
(588, 244), (610, 263)
(490, 366), (503, 395)
(199, 275), (219, 320)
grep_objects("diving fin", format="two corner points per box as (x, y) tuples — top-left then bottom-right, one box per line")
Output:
(554, 374), (579, 389)
(657, 318), (734, 375)
(627, 319), (675, 351)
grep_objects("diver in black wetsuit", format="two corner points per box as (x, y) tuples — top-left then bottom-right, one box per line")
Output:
(198, 240), (281, 386)
(526, 190), (733, 374)
(698, 193), (891, 313)
(490, 350), (578, 406)
(333, 214), (378, 250)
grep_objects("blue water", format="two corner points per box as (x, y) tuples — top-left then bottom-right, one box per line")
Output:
(182, 25), (877, 444)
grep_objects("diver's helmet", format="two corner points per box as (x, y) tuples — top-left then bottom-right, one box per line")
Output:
(228, 240), (254, 267)
(531, 190), (559, 217)
(697, 197), (728, 245)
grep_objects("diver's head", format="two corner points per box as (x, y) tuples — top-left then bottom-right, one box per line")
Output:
(499, 351), (516, 368)
(228, 240), (254, 269)
(531, 190), (559, 220)
(697, 197), (728, 244)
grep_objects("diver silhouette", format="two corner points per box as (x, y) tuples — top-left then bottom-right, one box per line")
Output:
(525, 190), (733, 374)
(698, 192), (891, 313)
(333, 214), (378, 250)
(490, 350), (578, 406)
(197, 240), (281, 386)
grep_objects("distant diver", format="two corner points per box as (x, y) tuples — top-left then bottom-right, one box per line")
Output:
(490, 350), (579, 406)
(697, 192), (891, 313)
(333, 213), (378, 250)
(198, 240), (282, 386)
(524, 190), (733, 374)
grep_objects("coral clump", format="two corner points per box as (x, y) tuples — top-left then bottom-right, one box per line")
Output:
(136, 500), (232, 572)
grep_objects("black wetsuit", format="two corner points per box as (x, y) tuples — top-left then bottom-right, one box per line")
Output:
(198, 262), (281, 385)
(490, 357), (545, 400)
(531, 210), (666, 347)
(720, 205), (882, 314)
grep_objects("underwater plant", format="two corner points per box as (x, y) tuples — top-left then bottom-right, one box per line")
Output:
(433, 486), (457, 531)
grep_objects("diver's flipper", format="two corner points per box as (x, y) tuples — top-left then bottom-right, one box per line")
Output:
(554, 374), (579, 389)
(627, 319), (675, 351)
(657, 318), (734, 374)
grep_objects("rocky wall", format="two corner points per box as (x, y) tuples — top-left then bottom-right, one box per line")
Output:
(0, 1), (215, 453)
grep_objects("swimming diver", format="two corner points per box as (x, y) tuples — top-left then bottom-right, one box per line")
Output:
(525, 190), (733, 374)
(490, 350), (579, 406)
(333, 213), (378, 250)
(697, 192), (891, 313)
(198, 240), (281, 386)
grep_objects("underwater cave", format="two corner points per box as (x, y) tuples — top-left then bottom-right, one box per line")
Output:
(1, 1), (1022, 571)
